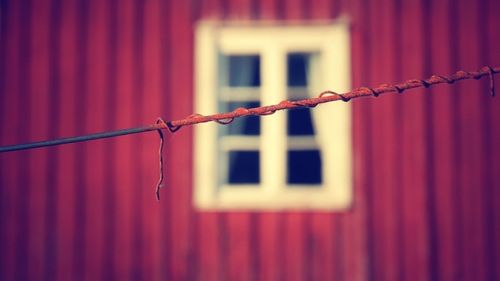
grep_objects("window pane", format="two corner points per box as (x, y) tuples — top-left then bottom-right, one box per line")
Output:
(227, 55), (260, 87)
(287, 53), (309, 87)
(228, 151), (260, 184)
(221, 102), (260, 135)
(287, 150), (322, 184)
(287, 108), (315, 135)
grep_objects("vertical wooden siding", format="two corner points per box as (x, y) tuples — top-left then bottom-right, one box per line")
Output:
(0, 0), (499, 280)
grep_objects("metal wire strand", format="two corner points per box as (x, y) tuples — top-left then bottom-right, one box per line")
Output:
(0, 65), (498, 153)
(167, 65), (498, 130)
(0, 66), (498, 200)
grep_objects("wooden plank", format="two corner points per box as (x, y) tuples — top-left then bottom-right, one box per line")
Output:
(310, 213), (335, 281)
(368, 0), (402, 280)
(222, 2), (256, 281)
(341, 0), (370, 280)
(167, 1), (195, 280)
(282, 3), (308, 281)
(399, 1), (430, 280)
(27, 0), (51, 279)
(487, 1), (500, 278)
(43, 1), (63, 279)
(199, 0), (225, 20)
(479, 0), (498, 279)
(195, 1), (224, 280)
(113, 0), (136, 279)
(71, 1), (89, 279)
(284, 0), (305, 20)
(0, 1), (7, 278)
(128, 1), (147, 279)
(100, 0), (118, 279)
(0, 1), (22, 280)
(13, 2), (32, 280)
(486, 1), (500, 280)
(284, 212), (306, 281)
(139, 0), (163, 279)
(55, 2), (78, 279)
(158, 0), (173, 279)
(428, 0), (460, 280)
(457, 0), (489, 280)
(257, 213), (280, 281)
(258, 0), (280, 20)
(227, 0), (253, 20)
(309, 0), (335, 19)
(226, 213), (254, 281)
(197, 212), (222, 281)
(253, 2), (282, 281)
(308, 2), (340, 281)
(83, 0), (109, 279)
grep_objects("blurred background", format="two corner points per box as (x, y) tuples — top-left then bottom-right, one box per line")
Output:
(0, 0), (499, 280)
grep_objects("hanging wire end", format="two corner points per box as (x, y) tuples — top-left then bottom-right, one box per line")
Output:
(155, 118), (167, 201)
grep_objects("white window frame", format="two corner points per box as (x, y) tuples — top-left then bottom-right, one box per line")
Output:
(194, 20), (352, 210)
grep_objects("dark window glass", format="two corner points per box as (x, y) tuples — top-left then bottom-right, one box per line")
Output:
(287, 150), (322, 184)
(287, 53), (309, 87)
(227, 55), (260, 87)
(228, 151), (260, 184)
(221, 102), (260, 135)
(287, 108), (315, 135)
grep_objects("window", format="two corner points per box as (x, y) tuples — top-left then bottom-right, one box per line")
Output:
(194, 21), (352, 210)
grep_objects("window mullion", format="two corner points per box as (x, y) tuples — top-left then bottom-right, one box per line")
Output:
(261, 47), (286, 194)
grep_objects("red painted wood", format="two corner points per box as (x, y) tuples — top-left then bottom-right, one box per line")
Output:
(284, 0), (304, 20)
(429, 0), (460, 280)
(342, 1), (369, 280)
(307, 2), (341, 280)
(199, 0), (225, 20)
(457, 0), (490, 280)
(227, 0), (253, 20)
(0, 1), (499, 280)
(281, 3), (308, 281)
(28, 0), (50, 279)
(399, 1), (430, 280)
(140, 1), (163, 280)
(309, 0), (335, 19)
(223, 2), (256, 281)
(113, 0), (137, 279)
(0, 1), (22, 280)
(252, 1), (284, 280)
(55, 0), (79, 271)
(194, 2), (223, 281)
(225, 213), (253, 281)
(258, 0), (279, 20)
(83, 1), (109, 279)
(284, 213), (306, 281)
(257, 213), (280, 281)
(368, 0), (402, 280)
(197, 212), (222, 281)
(167, 1), (195, 280)
(310, 213), (335, 281)
(487, 1), (500, 280)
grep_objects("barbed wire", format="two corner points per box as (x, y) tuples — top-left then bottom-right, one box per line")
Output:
(0, 65), (498, 200)
(164, 66), (497, 132)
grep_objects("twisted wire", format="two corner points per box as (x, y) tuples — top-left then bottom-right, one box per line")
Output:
(164, 66), (498, 131)
(0, 66), (497, 200)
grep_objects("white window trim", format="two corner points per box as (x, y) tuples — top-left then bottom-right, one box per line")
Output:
(194, 20), (352, 210)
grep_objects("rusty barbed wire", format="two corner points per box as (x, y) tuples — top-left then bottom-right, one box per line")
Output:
(162, 65), (498, 132)
(0, 65), (498, 200)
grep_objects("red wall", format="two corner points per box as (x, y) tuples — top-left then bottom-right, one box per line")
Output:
(1, 0), (499, 280)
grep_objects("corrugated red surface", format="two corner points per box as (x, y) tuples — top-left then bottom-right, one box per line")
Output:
(1, 0), (500, 280)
